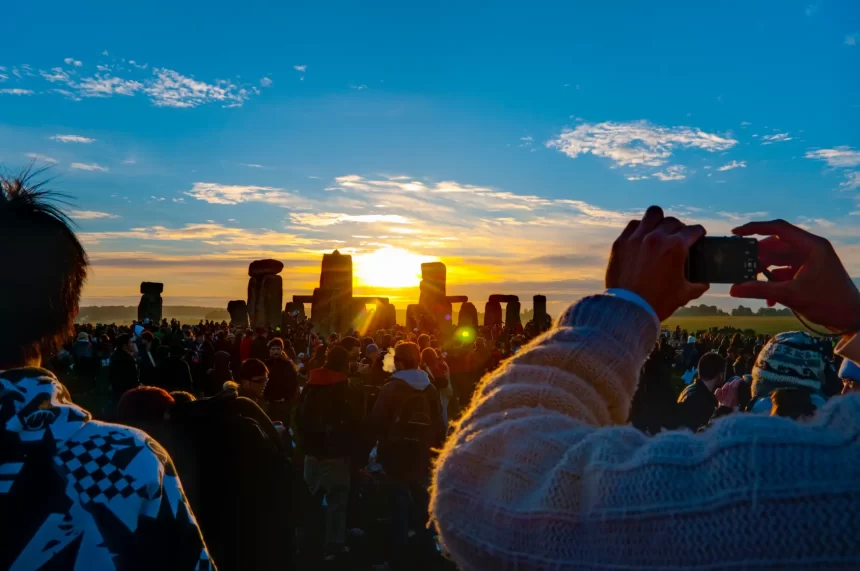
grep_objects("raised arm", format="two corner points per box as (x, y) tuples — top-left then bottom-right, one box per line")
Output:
(430, 208), (860, 570)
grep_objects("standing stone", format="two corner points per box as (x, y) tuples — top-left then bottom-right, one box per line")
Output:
(247, 259), (283, 328)
(458, 302), (478, 328)
(533, 295), (549, 331)
(138, 282), (163, 323)
(227, 300), (249, 328)
(484, 300), (502, 328)
(378, 303), (396, 330)
(505, 300), (522, 329)
(406, 304), (422, 331)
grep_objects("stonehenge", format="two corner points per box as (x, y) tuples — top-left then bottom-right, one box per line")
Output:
(227, 300), (250, 328)
(138, 282), (163, 323)
(247, 259), (283, 328)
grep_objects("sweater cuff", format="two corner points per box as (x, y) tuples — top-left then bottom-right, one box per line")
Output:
(558, 294), (661, 360)
(604, 288), (659, 326)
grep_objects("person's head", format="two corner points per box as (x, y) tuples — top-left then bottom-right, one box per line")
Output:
(697, 352), (726, 390)
(365, 344), (379, 361)
(752, 331), (826, 400)
(417, 334), (431, 350)
(421, 347), (438, 368)
(340, 336), (361, 361)
(0, 171), (89, 368)
(382, 334), (392, 349)
(195, 331), (205, 344)
(169, 390), (196, 405)
(324, 346), (350, 375)
(141, 331), (154, 348)
(733, 356), (747, 378)
(770, 387), (817, 420)
(116, 333), (135, 355)
(394, 342), (421, 371)
(313, 345), (327, 360)
(76, 332), (90, 343)
(116, 387), (175, 427)
(238, 358), (269, 399)
(838, 358), (860, 395)
(268, 337), (285, 358)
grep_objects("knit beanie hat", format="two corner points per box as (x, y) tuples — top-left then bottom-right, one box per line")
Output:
(751, 331), (825, 398)
(839, 358), (860, 382)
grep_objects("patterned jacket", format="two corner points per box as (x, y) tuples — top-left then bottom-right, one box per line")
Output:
(0, 367), (213, 570)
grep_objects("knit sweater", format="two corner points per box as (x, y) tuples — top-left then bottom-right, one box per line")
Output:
(431, 295), (860, 570)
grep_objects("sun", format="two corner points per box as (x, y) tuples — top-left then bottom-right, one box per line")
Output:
(354, 247), (432, 289)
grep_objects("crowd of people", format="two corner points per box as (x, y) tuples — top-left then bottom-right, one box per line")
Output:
(4, 172), (860, 570)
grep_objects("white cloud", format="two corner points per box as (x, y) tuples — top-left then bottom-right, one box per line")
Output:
(260, 77), (272, 87)
(64, 57), (83, 67)
(290, 213), (412, 227)
(519, 136), (534, 148)
(70, 162), (108, 172)
(652, 165), (687, 181)
(716, 211), (769, 222)
(77, 75), (144, 97)
(101, 50), (109, 56)
(50, 134), (95, 144)
(69, 209), (119, 220)
(26, 153), (58, 163)
(240, 163), (264, 168)
(547, 120), (736, 168)
(121, 158), (136, 165)
(0, 88), (33, 95)
(293, 65), (307, 73)
(717, 160), (746, 171)
(52, 89), (82, 102)
(845, 33), (858, 46)
(185, 182), (307, 207)
(840, 172), (860, 190)
(740, 121), (752, 126)
(145, 68), (251, 108)
(349, 84), (367, 90)
(626, 175), (649, 181)
(761, 132), (792, 144)
(805, 147), (860, 168)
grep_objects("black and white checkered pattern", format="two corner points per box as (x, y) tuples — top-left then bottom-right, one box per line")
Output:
(55, 433), (149, 504)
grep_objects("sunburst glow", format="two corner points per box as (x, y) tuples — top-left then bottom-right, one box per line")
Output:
(354, 247), (434, 289)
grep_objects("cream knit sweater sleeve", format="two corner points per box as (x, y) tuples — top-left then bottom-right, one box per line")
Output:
(431, 295), (860, 570)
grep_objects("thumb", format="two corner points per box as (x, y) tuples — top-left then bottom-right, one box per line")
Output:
(730, 280), (794, 305)
(684, 282), (710, 303)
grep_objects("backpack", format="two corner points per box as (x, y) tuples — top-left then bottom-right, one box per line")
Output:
(298, 384), (354, 458)
(384, 385), (436, 479)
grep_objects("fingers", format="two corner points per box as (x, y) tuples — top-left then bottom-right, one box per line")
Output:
(758, 237), (803, 269)
(684, 282), (710, 303)
(677, 224), (707, 249)
(767, 267), (797, 282)
(617, 219), (640, 242)
(631, 205), (664, 239)
(730, 280), (794, 307)
(657, 216), (684, 234)
(731, 219), (815, 250)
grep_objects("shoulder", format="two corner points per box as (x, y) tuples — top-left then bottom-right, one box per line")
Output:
(60, 421), (177, 493)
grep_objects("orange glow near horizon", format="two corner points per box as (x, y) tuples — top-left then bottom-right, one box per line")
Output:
(354, 247), (435, 289)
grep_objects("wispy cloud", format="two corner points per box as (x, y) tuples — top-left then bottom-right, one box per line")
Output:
(80, 223), (324, 248)
(626, 175), (650, 181)
(260, 77), (272, 87)
(51, 134), (95, 144)
(717, 160), (746, 171)
(29, 59), (259, 108)
(845, 33), (858, 46)
(25, 153), (58, 163)
(740, 121), (752, 127)
(805, 147), (860, 168)
(69, 209), (119, 220)
(840, 172), (860, 190)
(652, 165), (687, 181)
(716, 211), (769, 222)
(805, 1), (820, 16)
(349, 84), (367, 90)
(290, 213), (413, 227)
(185, 182), (308, 207)
(519, 136), (534, 148)
(64, 57), (83, 67)
(293, 65), (307, 73)
(121, 158), (136, 165)
(70, 162), (108, 172)
(240, 163), (264, 168)
(761, 132), (792, 144)
(547, 120), (736, 168)
(0, 88), (34, 95)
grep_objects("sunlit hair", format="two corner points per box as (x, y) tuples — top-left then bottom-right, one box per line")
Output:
(0, 167), (88, 366)
(421, 347), (438, 367)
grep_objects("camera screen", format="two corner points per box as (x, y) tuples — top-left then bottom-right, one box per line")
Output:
(686, 237), (758, 284)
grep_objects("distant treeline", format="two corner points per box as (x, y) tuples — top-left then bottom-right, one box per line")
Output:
(675, 304), (792, 317)
(77, 306), (230, 325)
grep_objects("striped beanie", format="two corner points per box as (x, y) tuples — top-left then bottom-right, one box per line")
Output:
(751, 331), (825, 399)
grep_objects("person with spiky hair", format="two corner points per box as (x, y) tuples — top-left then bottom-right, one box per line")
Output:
(0, 169), (214, 570)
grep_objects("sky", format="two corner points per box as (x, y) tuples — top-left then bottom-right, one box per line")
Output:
(1, 0), (859, 316)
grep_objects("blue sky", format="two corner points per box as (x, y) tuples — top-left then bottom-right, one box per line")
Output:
(1, 0), (858, 313)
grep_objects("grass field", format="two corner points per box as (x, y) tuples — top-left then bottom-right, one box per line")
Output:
(662, 316), (804, 336)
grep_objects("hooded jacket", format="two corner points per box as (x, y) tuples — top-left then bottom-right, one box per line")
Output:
(0, 368), (212, 570)
(297, 368), (361, 458)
